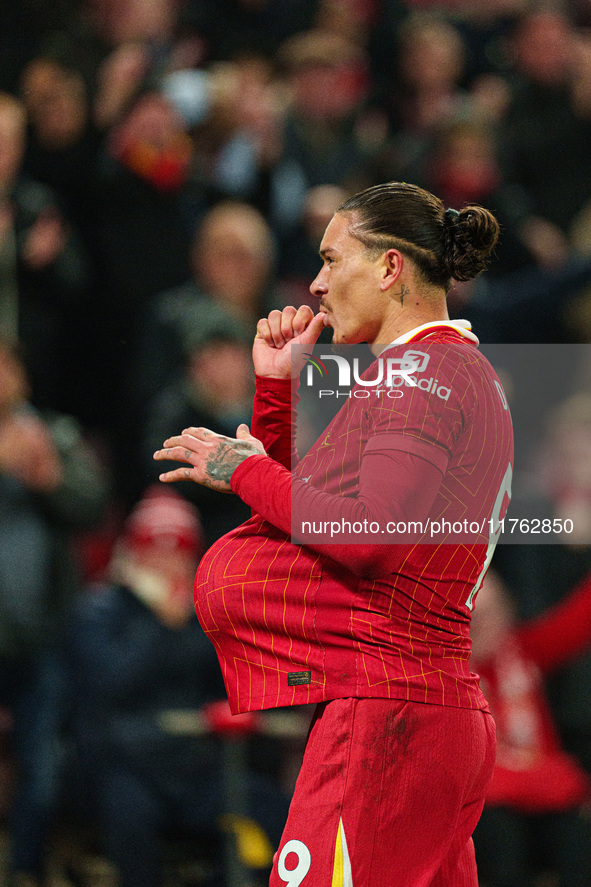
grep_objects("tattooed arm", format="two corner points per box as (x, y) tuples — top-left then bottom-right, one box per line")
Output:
(153, 424), (266, 493)
(153, 306), (324, 491)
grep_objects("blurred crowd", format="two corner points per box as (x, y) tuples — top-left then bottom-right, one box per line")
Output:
(2, 0), (591, 885)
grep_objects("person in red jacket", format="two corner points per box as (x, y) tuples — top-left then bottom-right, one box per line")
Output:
(470, 567), (591, 887)
(154, 181), (513, 886)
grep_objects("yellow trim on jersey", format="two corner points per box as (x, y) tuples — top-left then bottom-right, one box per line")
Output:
(332, 818), (353, 887)
(331, 820), (343, 887)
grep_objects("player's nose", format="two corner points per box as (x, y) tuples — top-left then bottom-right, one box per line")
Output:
(309, 266), (328, 299)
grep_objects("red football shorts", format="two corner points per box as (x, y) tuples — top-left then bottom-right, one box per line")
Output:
(270, 697), (496, 887)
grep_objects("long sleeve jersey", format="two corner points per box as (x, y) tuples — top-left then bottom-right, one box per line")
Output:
(194, 322), (514, 713)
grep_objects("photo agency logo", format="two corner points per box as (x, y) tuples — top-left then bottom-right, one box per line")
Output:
(302, 347), (452, 401)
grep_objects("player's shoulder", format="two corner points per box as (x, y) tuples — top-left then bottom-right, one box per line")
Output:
(387, 336), (483, 388)
(409, 333), (500, 380)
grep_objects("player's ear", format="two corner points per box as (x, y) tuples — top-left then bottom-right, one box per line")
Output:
(380, 249), (404, 291)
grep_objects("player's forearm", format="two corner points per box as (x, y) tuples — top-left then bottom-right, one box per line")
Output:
(230, 450), (443, 578)
(231, 455), (398, 577)
(250, 375), (299, 469)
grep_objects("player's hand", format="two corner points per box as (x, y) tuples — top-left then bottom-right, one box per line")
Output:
(154, 424), (266, 491)
(253, 305), (326, 379)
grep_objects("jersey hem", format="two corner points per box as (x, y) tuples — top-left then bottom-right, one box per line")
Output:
(228, 684), (490, 716)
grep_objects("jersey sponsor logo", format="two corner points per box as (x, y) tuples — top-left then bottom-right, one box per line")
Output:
(376, 352), (450, 400)
(382, 374), (451, 401)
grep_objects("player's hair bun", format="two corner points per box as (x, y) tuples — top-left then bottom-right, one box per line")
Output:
(440, 205), (500, 282)
(339, 182), (501, 291)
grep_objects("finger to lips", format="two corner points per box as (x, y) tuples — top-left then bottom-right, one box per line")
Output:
(311, 311), (327, 336)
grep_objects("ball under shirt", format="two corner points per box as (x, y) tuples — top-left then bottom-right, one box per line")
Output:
(194, 323), (514, 714)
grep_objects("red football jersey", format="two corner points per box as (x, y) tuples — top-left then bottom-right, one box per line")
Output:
(195, 322), (514, 714)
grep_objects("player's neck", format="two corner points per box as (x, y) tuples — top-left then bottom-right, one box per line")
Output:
(370, 306), (449, 355)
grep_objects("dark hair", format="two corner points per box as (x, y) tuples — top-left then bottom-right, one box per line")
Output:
(338, 182), (500, 291)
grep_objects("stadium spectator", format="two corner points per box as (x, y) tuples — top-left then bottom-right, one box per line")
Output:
(407, 113), (570, 277)
(374, 11), (472, 184)
(84, 88), (194, 462)
(499, 9), (591, 233)
(139, 324), (254, 547)
(0, 91), (93, 419)
(67, 485), (289, 887)
(188, 54), (286, 214)
(277, 183), (349, 306)
(86, 0), (178, 49)
(0, 0), (82, 94)
(122, 199), (277, 430)
(459, 254), (591, 344)
(471, 568), (591, 887)
(177, 0), (319, 63)
(268, 30), (374, 243)
(0, 335), (108, 887)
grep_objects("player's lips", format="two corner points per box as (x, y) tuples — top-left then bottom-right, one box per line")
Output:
(319, 305), (332, 326)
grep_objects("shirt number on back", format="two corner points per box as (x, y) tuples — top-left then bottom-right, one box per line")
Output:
(465, 461), (512, 610)
(278, 840), (311, 886)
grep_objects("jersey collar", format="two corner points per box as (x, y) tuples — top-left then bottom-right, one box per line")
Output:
(389, 319), (479, 346)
